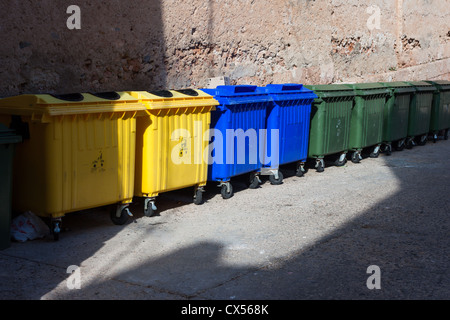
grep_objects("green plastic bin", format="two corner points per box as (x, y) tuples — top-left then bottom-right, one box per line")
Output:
(425, 80), (450, 142)
(379, 82), (416, 153)
(344, 83), (390, 163)
(304, 84), (355, 172)
(0, 124), (21, 250)
(404, 81), (435, 148)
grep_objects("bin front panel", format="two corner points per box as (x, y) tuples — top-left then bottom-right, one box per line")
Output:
(135, 106), (213, 197)
(308, 97), (353, 158)
(266, 99), (311, 166)
(0, 125), (21, 250)
(445, 90), (450, 129)
(1, 114), (137, 218)
(263, 84), (315, 167)
(408, 92), (433, 137)
(349, 95), (385, 150)
(383, 93), (411, 142)
(208, 102), (267, 182)
(0, 92), (142, 218)
(427, 81), (450, 131)
(0, 144), (15, 250)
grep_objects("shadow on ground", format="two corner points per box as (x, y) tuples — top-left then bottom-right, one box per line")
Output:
(2, 138), (444, 300)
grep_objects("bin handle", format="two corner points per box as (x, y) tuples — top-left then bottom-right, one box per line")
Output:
(49, 93), (84, 102)
(281, 84), (303, 91)
(175, 89), (199, 97)
(233, 85), (257, 93)
(148, 90), (174, 98)
(90, 91), (121, 100)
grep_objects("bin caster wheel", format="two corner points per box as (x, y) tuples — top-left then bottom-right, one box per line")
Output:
(51, 219), (62, 241)
(315, 159), (325, 173)
(111, 205), (131, 225)
(351, 151), (361, 164)
(269, 171), (284, 185)
(417, 134), (427, 146)
(370, 145), (381, 158)
(295, 163), (307, 177)
(144, 198), (157, 217)
(334, 153), (347, 167)
(406, 138), (414, 150)
(395, 139), (405, 151)
(220, 182), (234, 199)
(383, 144), (392, 156)
(248, 173), (261, 189)
(193, 188), (204, 205)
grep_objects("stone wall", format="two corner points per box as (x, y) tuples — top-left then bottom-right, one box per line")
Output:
(0, 0), (449, 97)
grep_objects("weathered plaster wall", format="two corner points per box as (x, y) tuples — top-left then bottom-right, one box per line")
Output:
(0, 0), (449, 97)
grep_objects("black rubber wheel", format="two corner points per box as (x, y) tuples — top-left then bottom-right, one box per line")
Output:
(406, 139), (414, 149)
(110, 206), (129, 225)
(351, 152), (361, 164)
(316, 161), (325, 173)
(193, 189), (203, 205)
(144, 200), (156, 217)
(144, 204), (156, 217)
(395, 140), (405, 151)
(417, 135), (427, 146)
(295, 164), (306, 177)
(51, 220), (61, 241)
(220, 184), (234, 199)
(248, 174), (260, 189)
(269, 171), (284, 185)
(384, 145), (392, 156)
(369, 150), (380, 158)
(334, 157), (347, 167)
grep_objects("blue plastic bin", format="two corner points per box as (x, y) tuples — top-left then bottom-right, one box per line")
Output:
(260, 84), (317, 184)
(200, 85), (272, 199)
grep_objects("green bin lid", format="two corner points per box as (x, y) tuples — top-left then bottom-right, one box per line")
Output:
(379, 82), (416, 94)
(343, 83), (390, 96)
(404, 81), (436, 92)
(424, 80), (450, 92)
(304, 84), (355, 99)
(0, 123), (22, 145)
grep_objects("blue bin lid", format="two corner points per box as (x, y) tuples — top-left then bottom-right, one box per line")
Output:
(200, 85), (272, 105)
(261, 83), (318, 101)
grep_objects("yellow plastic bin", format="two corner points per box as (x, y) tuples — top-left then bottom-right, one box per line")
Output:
(128, 89), (218, 216)
(0, 92), (146, 239)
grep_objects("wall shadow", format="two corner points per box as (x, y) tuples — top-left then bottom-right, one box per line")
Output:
(15, 139), (445, 301)
(0, 0), (167, 97)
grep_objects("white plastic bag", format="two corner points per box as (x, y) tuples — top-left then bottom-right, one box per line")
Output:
(10, 211), (50, 242)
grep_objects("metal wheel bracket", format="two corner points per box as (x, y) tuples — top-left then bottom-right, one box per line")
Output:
(144, 198), (157, 212)
(315, 158), (324, 168)
(194, 186), (205, 197)
(261, 167), (279, 179)
(116, 204), (131, 218)
(251, 172), (262, 184)
(51, 218), (62, 234)
(373, 145), (381, 154)
(218, 181), (232, 194)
